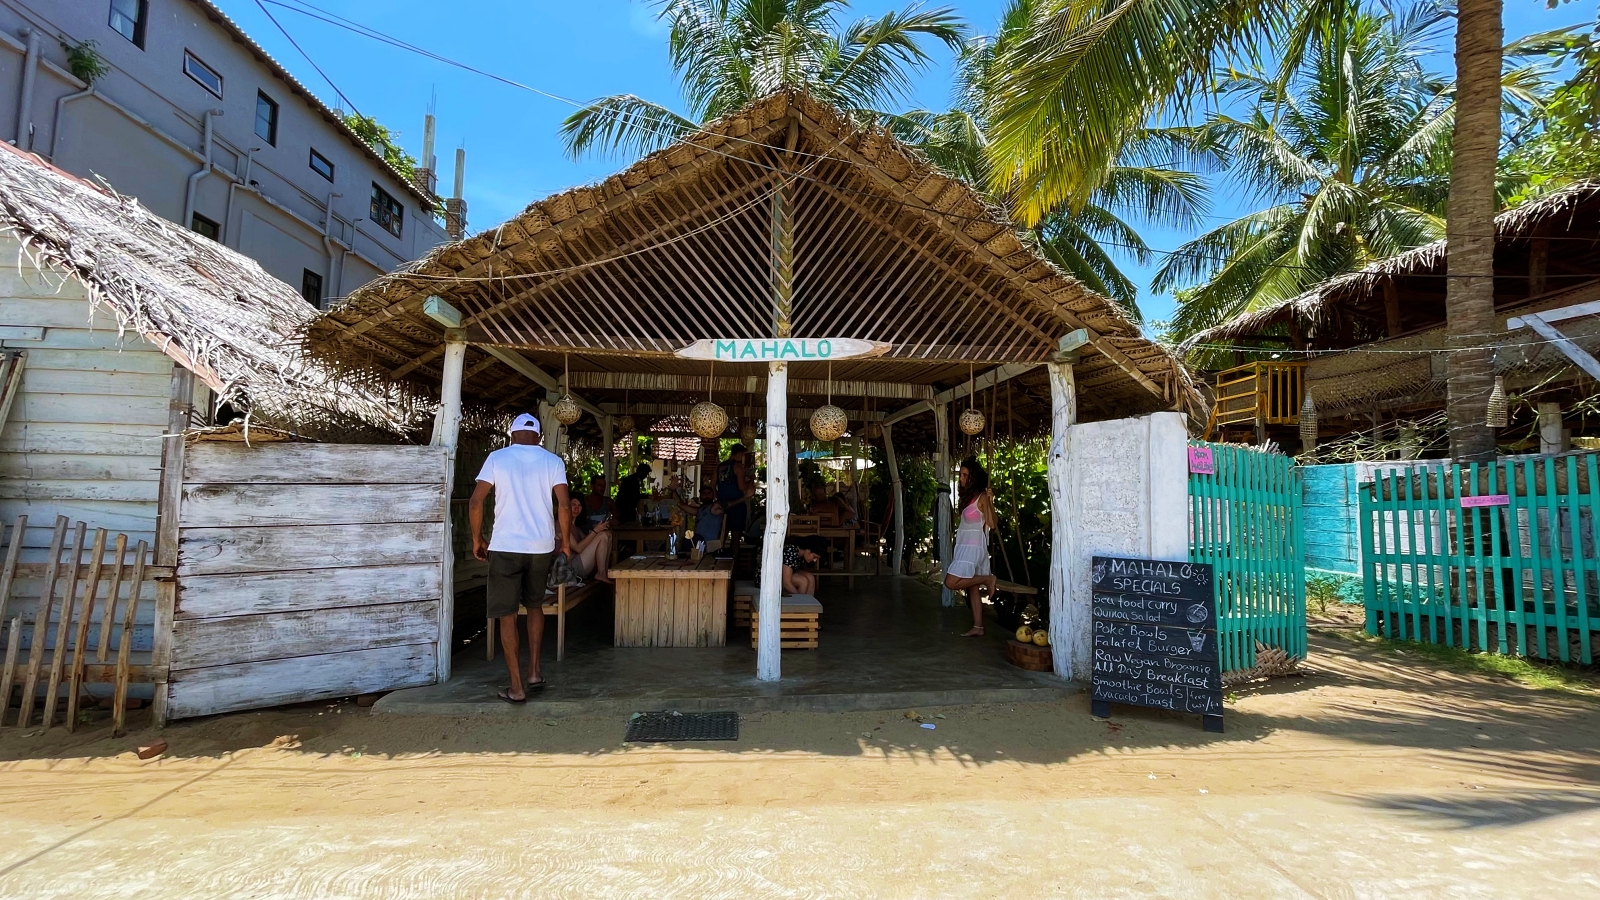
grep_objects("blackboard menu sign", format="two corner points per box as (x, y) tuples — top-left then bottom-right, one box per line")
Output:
(1090, 555), (1223, 733)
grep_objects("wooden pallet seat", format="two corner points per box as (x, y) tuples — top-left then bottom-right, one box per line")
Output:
(749, 594), (822, 649)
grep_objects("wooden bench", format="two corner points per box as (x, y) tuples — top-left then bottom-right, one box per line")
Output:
(749, 594), (822, 649)
(484, 581), (597, 663)
(731, 580), (756, 628)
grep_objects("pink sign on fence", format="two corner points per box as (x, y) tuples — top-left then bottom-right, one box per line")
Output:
(1461, 494), (1511, 508)
(1188, 446), (1215, 475)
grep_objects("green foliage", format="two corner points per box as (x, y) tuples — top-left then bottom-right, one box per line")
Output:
(561, 0), (965, 160)
(1327, 630), (1600, 694)
(63, 40), (110, 85)
(341, 113), (443, 213)
(979, 438), (1052, 586)
(1159, 2), (1459, 343)
(1306, 571), (1364, 613)
(1501, 25), (1600, 204)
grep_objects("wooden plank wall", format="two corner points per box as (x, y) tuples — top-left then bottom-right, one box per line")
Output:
(168, 442), (448, 719)
(0, 239), (185, 669)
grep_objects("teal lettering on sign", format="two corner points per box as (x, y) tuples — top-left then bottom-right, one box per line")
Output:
(817, 339), (832, 358)
(715, 340), (738, 359)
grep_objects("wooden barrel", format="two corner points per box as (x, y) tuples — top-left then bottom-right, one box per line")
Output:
(1005, 639), (1053, 672)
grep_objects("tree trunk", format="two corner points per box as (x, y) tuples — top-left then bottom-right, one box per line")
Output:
(1444, 0), (1504, 462)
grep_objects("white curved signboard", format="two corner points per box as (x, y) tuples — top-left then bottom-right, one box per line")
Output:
(674, 338), (892, 362)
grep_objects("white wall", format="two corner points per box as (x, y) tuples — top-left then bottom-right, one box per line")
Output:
(1057, 411), (1188, 679)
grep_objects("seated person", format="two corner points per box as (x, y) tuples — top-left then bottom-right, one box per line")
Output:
(755, 535), (824, 596)
(563, 496), (614, 585)
(829, 491), (859, 526)
(616, 463), (650, 524)
(687, 486), (725, 550)
(806, 483), (843, 522)
(581, 475), (617, 530)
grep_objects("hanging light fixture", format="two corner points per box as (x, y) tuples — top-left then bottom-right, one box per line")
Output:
(958, 362), (985, 435)
(1486, 377), (1508, 429)
(690, 360), (728, 439)
(615, 387), (635, 436)
(552, 353), (583, 426)
(1298, 390), (1318, 451)
(738, 403), (757, 444)
(862, 394), (882, 440)
(810, 360), (848, 441)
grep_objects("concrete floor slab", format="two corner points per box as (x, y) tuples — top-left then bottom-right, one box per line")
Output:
(377, 574), (1072, 717)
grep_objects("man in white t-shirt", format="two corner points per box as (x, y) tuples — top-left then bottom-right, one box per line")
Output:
(469, 413), (573, 703)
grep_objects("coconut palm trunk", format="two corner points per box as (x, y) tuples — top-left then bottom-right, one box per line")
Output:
(1444, 0), (1504, 462)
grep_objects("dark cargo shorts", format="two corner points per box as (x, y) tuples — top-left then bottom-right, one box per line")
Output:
(485, 550), (556, 619)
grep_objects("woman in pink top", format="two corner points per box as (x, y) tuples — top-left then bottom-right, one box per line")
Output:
(944, 456), (998, 636)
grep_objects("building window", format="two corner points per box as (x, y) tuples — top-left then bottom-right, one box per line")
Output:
(183, 51), (223, 98)
(301, 269), (324, 307)
(309, 148), (334, 181)
(370, 183), (403, 238)
(190, 213), (220, 241)
(109, 0), (147, 48)
(254, 92), (279, 145)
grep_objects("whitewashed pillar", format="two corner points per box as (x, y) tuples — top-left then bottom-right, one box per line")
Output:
(601, 414), (616, 484)
(432, 338), (467, 682)
(757, 361), (789, 681)
(1045, 361), (1078, 680)
(884, 421), (905, 575)
(935, 401), (953, 606)
(1539, 402), (1566, 455)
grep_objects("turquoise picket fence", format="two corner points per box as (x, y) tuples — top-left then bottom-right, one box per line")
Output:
(1358, 453), (1600, 663)
(1188, 442), (1307, 671)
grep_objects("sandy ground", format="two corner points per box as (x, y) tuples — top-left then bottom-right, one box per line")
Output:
(1, 629), (1597, 899)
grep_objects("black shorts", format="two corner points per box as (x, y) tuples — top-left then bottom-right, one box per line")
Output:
(486, 550), (555, 619)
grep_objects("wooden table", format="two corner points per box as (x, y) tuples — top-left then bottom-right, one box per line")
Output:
(818, 526), (860, 586)
(612, 555), (732, 647)
(609, 525), (677, 563)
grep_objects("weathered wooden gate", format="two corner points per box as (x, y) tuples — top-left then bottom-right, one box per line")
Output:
(1359, 452), (1600, 663)
(1188, 442), (1307, 671)
(166, 441), (448, 719)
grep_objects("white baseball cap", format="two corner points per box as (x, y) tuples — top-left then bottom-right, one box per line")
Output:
(509, 413), (541, 435)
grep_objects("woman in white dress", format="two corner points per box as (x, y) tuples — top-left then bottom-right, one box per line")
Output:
(944, 456), (999, 636)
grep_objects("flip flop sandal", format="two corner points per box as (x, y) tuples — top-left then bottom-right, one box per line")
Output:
(526, 679), (548, 691)
(497, 690), (527, 704)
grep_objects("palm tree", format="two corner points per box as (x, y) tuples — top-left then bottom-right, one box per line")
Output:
(890, 0), (1209, 319)
(560, 0), (964, 160)
(1444, 0), (1504, 461)
(1157, 3), (1459, 344)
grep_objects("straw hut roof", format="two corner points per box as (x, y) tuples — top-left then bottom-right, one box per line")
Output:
(305, 90), (1202, 444)
(1183, 181), (1600, 349)
(0, 142), (422, 438)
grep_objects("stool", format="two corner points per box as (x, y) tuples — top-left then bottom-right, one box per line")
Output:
(749, 594), (822, 649)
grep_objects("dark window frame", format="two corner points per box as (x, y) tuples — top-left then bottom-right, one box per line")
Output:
(182, 50), (223, 98)
(254, 91), (279, 146)
(301, 269), (324, 307)
(370, 183), (404, 238)
(190, 212), (220, 241)
(108, 0), (148, 48)
(308, 148), (335, 182)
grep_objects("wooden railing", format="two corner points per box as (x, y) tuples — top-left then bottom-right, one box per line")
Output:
(1205, 361), (1307, 440)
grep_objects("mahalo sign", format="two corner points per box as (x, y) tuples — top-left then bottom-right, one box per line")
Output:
(1089, 555), (1223, 733)
(675, 338), (892, 362)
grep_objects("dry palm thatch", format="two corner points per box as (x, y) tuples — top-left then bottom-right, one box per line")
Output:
(0, 142), (425, 439)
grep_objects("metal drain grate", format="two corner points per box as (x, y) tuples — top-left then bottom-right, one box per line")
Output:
(624, 710), (740, 742)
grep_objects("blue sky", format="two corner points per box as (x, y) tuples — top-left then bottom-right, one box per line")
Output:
(221, 0), (1578, 326)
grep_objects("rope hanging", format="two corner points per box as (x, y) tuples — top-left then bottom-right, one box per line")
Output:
(551, 352), (582, 425)
(690, 359), (727, 439)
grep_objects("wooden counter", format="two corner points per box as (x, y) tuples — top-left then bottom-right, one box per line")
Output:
(612, 555), (733, 647)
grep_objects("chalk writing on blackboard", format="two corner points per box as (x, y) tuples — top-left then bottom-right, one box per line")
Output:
(1090, 555), (1223, 732)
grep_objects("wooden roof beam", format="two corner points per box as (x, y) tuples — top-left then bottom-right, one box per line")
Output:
(479, 345), (606, 419)
(790, 109), (1172, 406)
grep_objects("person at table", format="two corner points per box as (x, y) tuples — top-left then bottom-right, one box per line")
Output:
(616, 463), (650, 524)
(829, 491), (859, 526)
(564, 496), (614, 585)
(715, 444), (755, 537)
(688, 485), (725, 550)
(944, 455), (999, 637)
(807, 483), (846, 523)
(581, 475), (617, 529)
(469, 413), (572, 703)
(756, 535), (824, 596)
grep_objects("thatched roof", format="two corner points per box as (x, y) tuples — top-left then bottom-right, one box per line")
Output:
(0, 142), (423, 438)
(1183, 181), (1600, 348)
(304, 90), (1203, 436)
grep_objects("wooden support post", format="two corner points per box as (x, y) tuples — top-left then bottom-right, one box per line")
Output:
(935, 401), (953, 606)
(601, 415), (616, 486)
(433, 338), (467, 683)
(1538, 402), (1566, 455)
(758, 362), (789, 682)
(1529, 236), (1548, 297)
(1382, 279), (1403, 337)
(884, 422), (905, 575)
(149, 366), (193, 728)
(1046, 362), (1078, 680)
